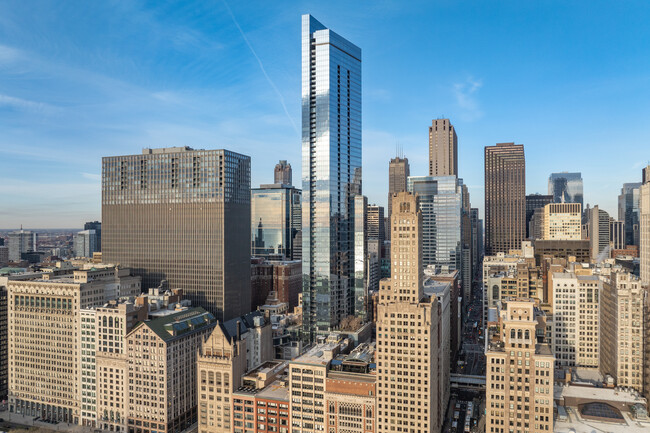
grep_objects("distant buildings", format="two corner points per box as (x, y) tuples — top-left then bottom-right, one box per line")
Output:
(301, 14), (362, 340)
(525, 194), (552, 239)
(251, 184), (301, 261)
(387, 156), (410, 234)
(548, 172), (584, 208)
(588, 205), (611, 260)
(428, 118), (457, 176)
(618, 182), (641, 246)
(84, 221), (102, 251)
(274, 160), (292, 186)
(484, 143), (526, 255)
(7, 229), (36, 262)
(541, 203), (582, 240)
(74, 229), (99, 258)
(641, 165), (650, 286)
(102, 146), (251, 321)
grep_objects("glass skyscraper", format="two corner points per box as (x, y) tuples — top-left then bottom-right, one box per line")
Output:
(301, 14), (362, 340)
(251, 184), (301, 260)
(548, 172), (583, 207)
(407, 176), (462, 271)
(618, 182), (642, 246)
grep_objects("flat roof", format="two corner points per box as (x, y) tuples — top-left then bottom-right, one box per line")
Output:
(554, 406), (649, 432)
(256, 380), (290, 402)
(555, 384), (646, 405)
(293, 343), (339, 366)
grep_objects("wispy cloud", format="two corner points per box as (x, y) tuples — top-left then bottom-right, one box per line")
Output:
(453, 77), (483, 121)
(222, 0), (299, 136)
(0, 93), (58, 114)
(0, 44), (22, 64)
(81, 172), (101, 181)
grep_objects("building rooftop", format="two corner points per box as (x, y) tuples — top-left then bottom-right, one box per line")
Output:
(137, 307), (216, 342)
(293, 342), (341, 366)
(555, 383), (646, 405)
(554, 405), (649, 432)
(256, 380), (290, 402)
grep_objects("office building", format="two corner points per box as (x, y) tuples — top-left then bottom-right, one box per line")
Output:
(485, 300), (554, 433)
(526, 194), (553, 239)
(387, 156), (410, 232)
(0, 283), (6, 400)
(640, 166), (650, 286)
(588, 205), (610, 261)
(102, 146), (251, 321)
(74, 229), (99, 258)
(485, 143), (526, 255)
(301, 15), (362, 340)
(610, 219), (625, 251)
(251, 184), (301, 260)
(354, 195), (368, 322)
(84, 221), (102, 251)
(366, 204), (385, 251)
(541, 203), (582, 240)
(376, 192), (442, 433)
(428, 118), (457, 176)
(548, 172), (584, 208)
(7, 229), (36, 262)
(552, 272), (601, 368)
(274, 160), (292, 186)
(618, 182), (642, 247)
(407, 176), (462, 272)
(0, 246), (7, 267)
(600, 271), (645, 392)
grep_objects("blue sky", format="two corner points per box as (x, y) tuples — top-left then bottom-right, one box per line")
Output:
(1, 0), (649, 228)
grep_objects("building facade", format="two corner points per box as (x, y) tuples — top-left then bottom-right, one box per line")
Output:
(387, 156), (410, 235)
(618, 182), (641, 247)
(102, 146), (251, 321)
(7, 229), (36, 262)
(274, 160), (292, 186)
(251, 184), (301, 261)
(74, 229), (99, 258)
(548, 172), (583, 208)
(526, 194), (553, 239)
(640, 166), (650, 286)
(485, 143), (526, 255)
(301, 14), (362, 340)
(588, 205), (610, 261)
(428, 118), (457, 177)
(541, 203), (582, 240)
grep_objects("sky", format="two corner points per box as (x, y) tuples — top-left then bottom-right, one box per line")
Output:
(1, 0), (650, 228)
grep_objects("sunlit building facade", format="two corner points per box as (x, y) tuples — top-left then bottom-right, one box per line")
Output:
(251, 184), (301, 260)
(548, 172), (583, 208)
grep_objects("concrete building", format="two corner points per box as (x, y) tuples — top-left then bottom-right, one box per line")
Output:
(102, 146), (251, 322)
(619, 182), (642, 247)
(428, 118), (457, 176)
(354, 195), (369, 322)
(485, 300), (554, 433)
(274, 160), (292, 186)
(610, 219), (626, 251)
(552, 272), (601, 368)
(251, 184), (301, 261)
(301, 14), (362, 340)
(532, 239), (591, 265)
(367, 204), (385, 253)
(0, 246), (8, 267)
(589, 205), (611, 261)
(7, 229), (36, 262)
(548, 172), (583, 208)
(640, 166), (650, 286)
(600, 271), (645, 392)
(84, 221), (102, 252)
(542, 203), (582, 240)
(526, 194), (553, 239)
(387, 156), (410, 236)
(485, 143), (526, 255)
(0, 283), (6, 400)
(7, 267), (141, 423)
(74, 229), (99, 258)
(376, 192), (442, 433)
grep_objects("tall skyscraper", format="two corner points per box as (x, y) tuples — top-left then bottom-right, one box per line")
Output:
(376, 192), (441, 433)
(102, 146), (251, 321)
(548, 172), (583, 207)
(251, 184), (301, 260)
(588, 205), (610, 260)
(354, 195), (368, 322)
(387, 156), (410, 231)
(301, 15), (361, 340)
(619, 182), (642, 247)
(640, 165), (650, 285)
(73, 229), (99, 258)
(525, 194), (553, 239)
(84, 220), (102, 251)
(7, 229), (36, 262)
(274, 160), (292, 186)
(366, 204), (385, 245)
(428, 118), (457, 176)
(484, 143), (526, 255)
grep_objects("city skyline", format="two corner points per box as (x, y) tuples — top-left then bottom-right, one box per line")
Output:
(2, 1), (650, 227)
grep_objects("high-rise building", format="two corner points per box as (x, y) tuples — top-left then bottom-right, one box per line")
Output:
(251, 184), (301, 260)
(526, 194), (553, 239)
(588, 205), (610, 261)
(102, 146), (251, 321)
(84, 221), (102, 251)
(0, 283), (6, 401)
(376, 192), (441, 433)
(301, 15), (361, 340)
(548, 172), (583, 208)
(470, 208), (480, 281)
(618, 182), (641, 247)
(484, 143), (526, 255)
(0, 246), (8, 267)
(485, 300), (554, 433)
(552, 272), (601, 368)
(640, 166), (650, 286)
(600, 271), (645, 392)
(387, 156), (410, 231)
(274, 160), (292, 186)
(354, 195), (368, 322)
(74, 229), (100, 258)
(366, 204), (385, 248)
(541, 203), (582, 240)
(407, 176), (462, 272)
(7, 229), (36, 262)
(609, 219), (625, 250)
(428, 118), (457, 176)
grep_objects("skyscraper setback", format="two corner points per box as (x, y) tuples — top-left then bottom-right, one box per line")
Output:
(428, 118), (458, 176)
(102, 146), (251, 321)
(484, 142), (526, 255)
(301, 15), (362, 340)
(387, 156), (410, 234)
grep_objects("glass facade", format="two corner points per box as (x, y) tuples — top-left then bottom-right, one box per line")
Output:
(548, 172), (583, 208)
(301, 15), (362, 340)
(407, 176), (462, 271)
(618, 182), (641, 246)
(251, 185), (301, 260)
